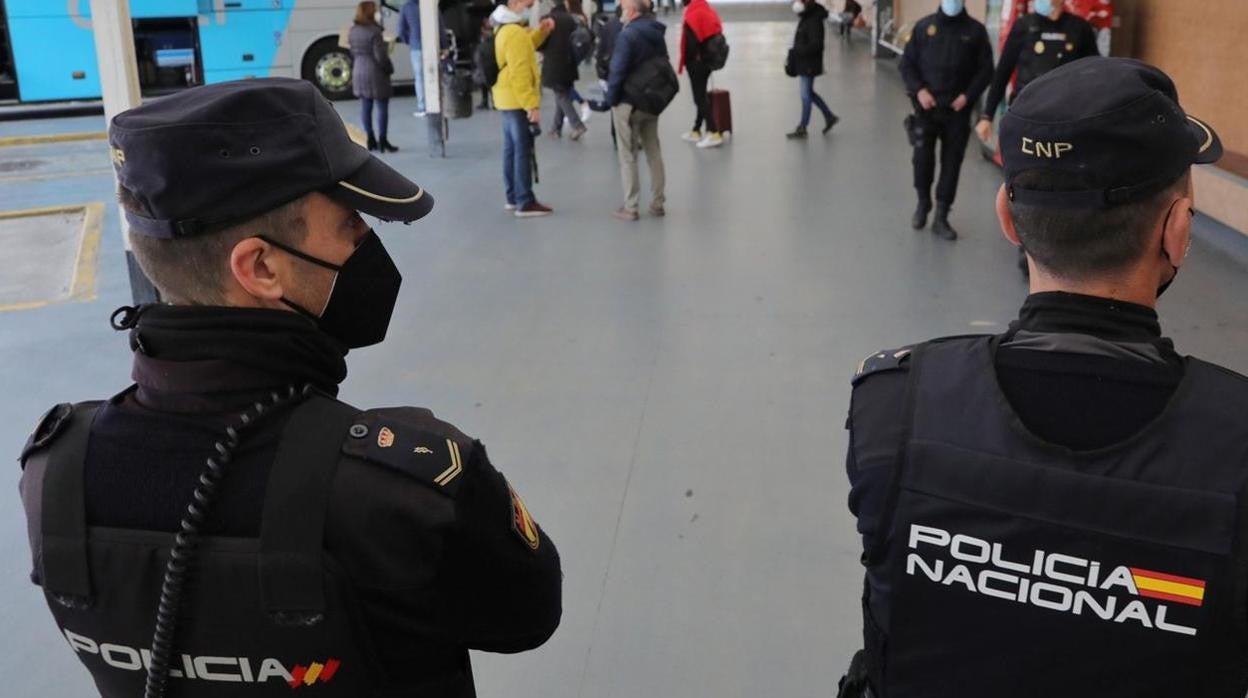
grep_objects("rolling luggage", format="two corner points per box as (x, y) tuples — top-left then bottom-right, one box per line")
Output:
(710, 88), (732, 135)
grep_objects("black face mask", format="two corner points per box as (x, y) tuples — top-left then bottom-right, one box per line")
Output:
(259, 231), (402, 348)
(1155, 204), (1194, 300)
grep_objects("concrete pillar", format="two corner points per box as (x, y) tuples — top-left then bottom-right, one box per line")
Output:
(419, 0), (446, 157)
(88, 0), (158, 304)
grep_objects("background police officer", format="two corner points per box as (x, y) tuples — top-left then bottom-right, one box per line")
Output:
(841, 58), (1244, 696)
(975, 0), (1098, 269)
(898, 0), (993, 241)
(18, 78), (562, 698)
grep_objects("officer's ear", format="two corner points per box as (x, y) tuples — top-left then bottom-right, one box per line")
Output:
(228, 237), (287, 305)
(996, 184), (1022, 247)
(1160, 193), (1194, 271)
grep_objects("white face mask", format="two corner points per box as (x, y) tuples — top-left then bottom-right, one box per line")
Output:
(792, 1), (805, 13)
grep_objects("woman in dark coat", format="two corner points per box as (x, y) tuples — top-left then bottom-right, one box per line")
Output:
(350, 1), (398, 152)
(539, 1), (587, 139)
(786, 0), (838, 139)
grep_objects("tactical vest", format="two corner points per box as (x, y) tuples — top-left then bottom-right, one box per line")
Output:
(22, 395), (393, 697)
(861, 336), (1248, 697)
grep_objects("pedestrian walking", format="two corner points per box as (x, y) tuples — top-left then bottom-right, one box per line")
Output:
(541, 0), (589, 140)
(784, 0), (838, 139)
(350, 1), (398, 152)
(396, 0), (427, 116)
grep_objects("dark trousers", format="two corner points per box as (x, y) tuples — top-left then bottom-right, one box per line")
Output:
(688, 66), (716, 133)
(911, 106), (971, 208)
(360, 97), (389, 140)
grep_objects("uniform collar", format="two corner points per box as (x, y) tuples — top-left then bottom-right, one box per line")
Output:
(1011, 291), (1162, 342)
(122, 304), (348, 411)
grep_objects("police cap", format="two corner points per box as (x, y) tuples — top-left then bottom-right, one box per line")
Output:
(109, 77), (434, 238)
(1001, 57), (1222, 209)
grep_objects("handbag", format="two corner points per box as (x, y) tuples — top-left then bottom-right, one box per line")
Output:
(784, 49), (797, 78)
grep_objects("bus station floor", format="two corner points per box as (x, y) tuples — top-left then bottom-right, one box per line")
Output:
(3, 17), (1248, 697)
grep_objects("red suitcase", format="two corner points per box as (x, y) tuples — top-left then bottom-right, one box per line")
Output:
(709, 88), (732, 136)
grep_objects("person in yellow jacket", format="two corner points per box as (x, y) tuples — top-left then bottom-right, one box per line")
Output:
(491, 0), (556, 217)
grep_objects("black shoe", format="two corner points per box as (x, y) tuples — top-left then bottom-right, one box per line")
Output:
(823, 114), (839, 134)
(379, 138), (399, 153)
(931, 206), (958, 241)
(366, 135), (378, 152)
(911, 202), (931, 230)
(786, 127), (808, 139)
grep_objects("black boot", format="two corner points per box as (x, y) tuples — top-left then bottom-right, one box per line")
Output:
(379, 138), (399, 153)
(366, 134), (378, 152)
(786, 126), (808, 139)
(931, 205), (958, 241)
(911, 201), (931, 230)
(823, 114), (839, 134)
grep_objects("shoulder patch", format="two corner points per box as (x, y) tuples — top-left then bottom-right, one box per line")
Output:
(508, 480), (542, 551)
(19, 403), (75, 466)
(341, 407), (473, 497)
(852, 347), (915, 386)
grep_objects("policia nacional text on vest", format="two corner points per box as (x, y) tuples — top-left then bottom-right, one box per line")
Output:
(18, 388), (490, 697)
(846, 337), (1248, 697)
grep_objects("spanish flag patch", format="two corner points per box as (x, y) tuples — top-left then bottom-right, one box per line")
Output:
(509, 482), (541, 551)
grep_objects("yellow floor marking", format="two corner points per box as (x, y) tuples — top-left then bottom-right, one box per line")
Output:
(0, 201), (103, 312)
(0, 131), (107, 147)
(0, 168), (113, 184)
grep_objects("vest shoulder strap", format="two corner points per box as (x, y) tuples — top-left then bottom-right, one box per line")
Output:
(259, 395), (360, 618)
(30, 401), (103, 602)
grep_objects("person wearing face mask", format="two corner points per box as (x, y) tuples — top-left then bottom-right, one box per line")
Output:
(897, 0), (992, 241)
(18, 78), (562, 698)
(837, 58), (1240, 698)
(977, 0), (1098, 269)
(783, 0), (838, 139)
(492, 0), (557, 217)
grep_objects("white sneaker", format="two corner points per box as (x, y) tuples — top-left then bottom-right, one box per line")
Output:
(696, 132), (724, 149)
(579, 103), (592, 124)
(681, 130), (702, 143)
(413, 110), (427, 117)
(504, 203), (517, 211)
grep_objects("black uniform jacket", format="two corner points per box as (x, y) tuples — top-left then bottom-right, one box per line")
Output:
(789, 3), (829, 77)
(847, 292), (1184, 626)
(899, 10), (994, 107)
(981, 10), (1099, 118)
(20, 305), (562, 695)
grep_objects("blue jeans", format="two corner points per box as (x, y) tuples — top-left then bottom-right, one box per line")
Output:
(502, 109), (535, 207)
(408, 48), (426, 112)
(360, 97), (389, 140)
(799, 75), (833, 129)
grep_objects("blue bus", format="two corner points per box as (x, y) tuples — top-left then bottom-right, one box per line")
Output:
(0, 0), (420, 103)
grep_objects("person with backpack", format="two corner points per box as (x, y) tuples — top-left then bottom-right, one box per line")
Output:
(473, 17), (495, 109)
(605, 0), (674, 221)
(491, 0), (556, 217)
(678, 0), (726, 149)
(784, 0), (838, 139)
(540, 1), (588, 140)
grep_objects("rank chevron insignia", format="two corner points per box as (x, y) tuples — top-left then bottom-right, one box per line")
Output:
(434, 439), (463, 486)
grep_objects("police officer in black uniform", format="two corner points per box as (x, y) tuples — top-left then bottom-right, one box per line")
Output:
(975, 0), (1098, 271)
(898, 0), (993, 241)
(839, 58), (1244, 697)
(18, 78), (561, 698)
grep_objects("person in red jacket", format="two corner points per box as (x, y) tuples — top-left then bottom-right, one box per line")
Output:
(678, 0), (724, 148)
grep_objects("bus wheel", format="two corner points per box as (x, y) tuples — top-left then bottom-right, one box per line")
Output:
(303, 38), (352, 100)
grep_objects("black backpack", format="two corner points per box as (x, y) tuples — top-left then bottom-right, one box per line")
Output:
(571, 24), (594, 63)
(701, 33), (730, 71)
(622, 54), (680, 115)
